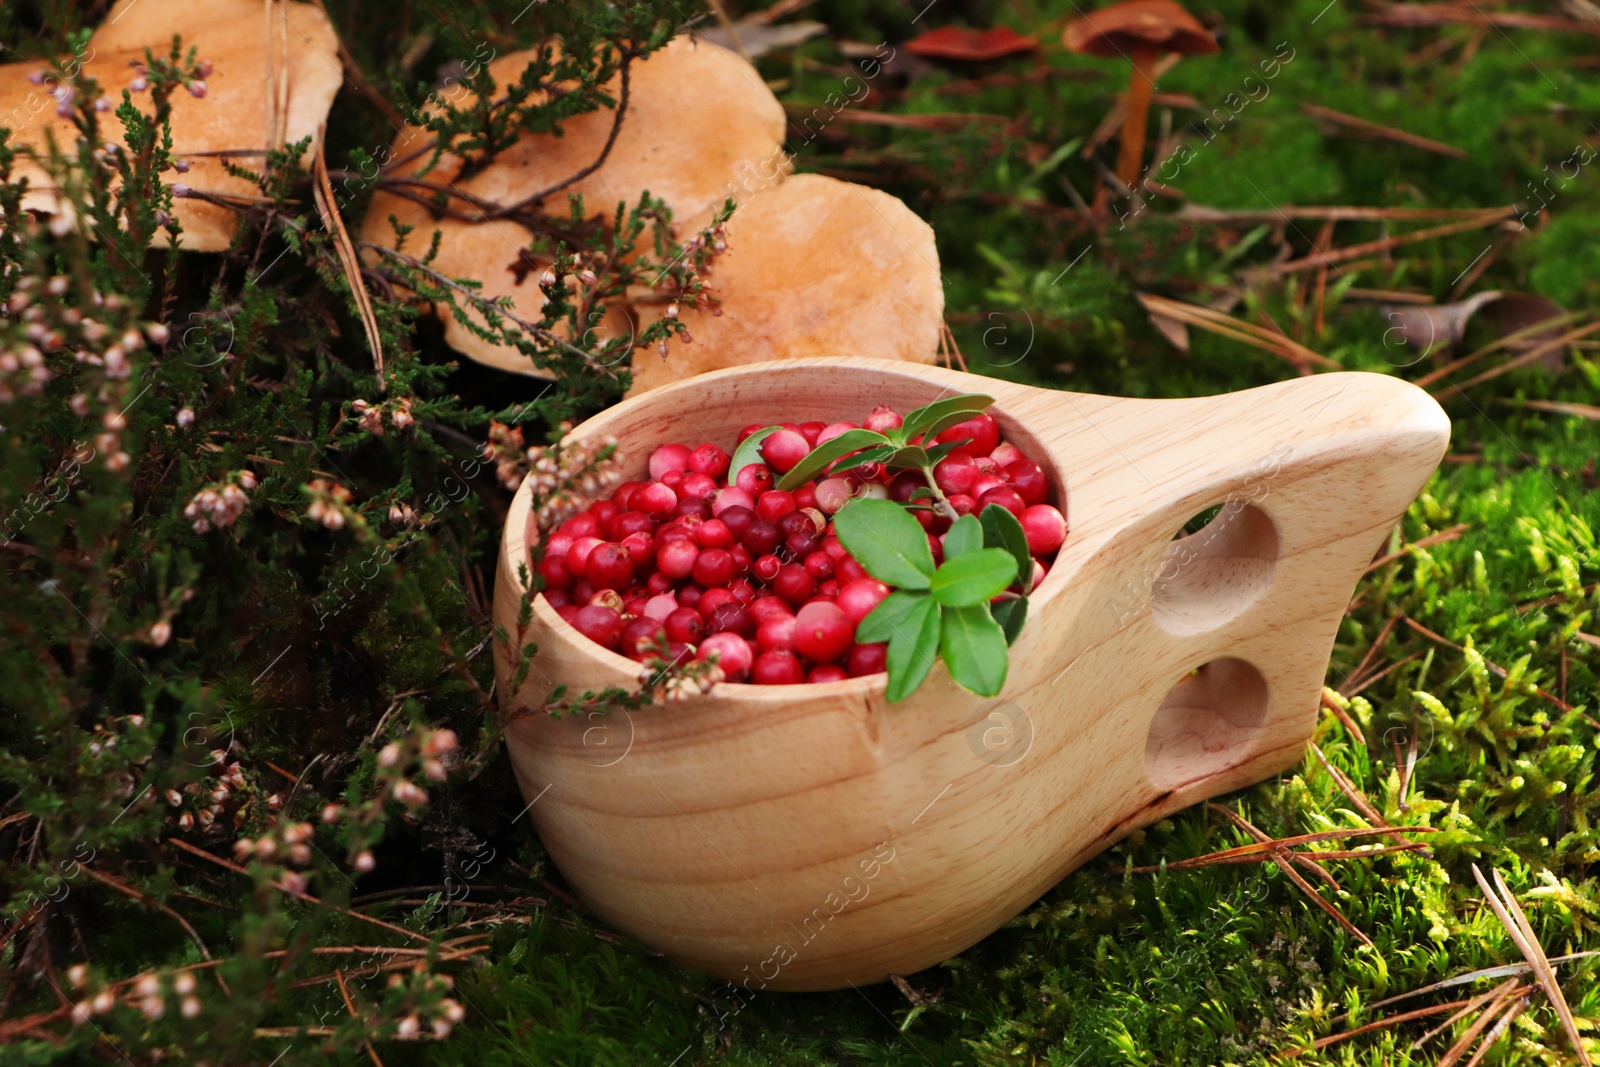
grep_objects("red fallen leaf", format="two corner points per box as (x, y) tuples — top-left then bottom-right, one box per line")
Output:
(904, 25), (1037, 62)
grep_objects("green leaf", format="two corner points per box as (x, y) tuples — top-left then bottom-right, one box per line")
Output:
(923, 441), (963, 464)
(832, 499), (934, 589)
(857, 590), (931, 644)
(883, 446), (931, 470)
(990, 597), (1028, 645)
(940, 603), (1009, 697)
(775, 428), (891, 491)
(942, 514), (984, 560)
(930, 548), (1017, 606)
(900, 393), (994, 444)
(726, 426), (780, 487)
(918, 409), (988, 444)
(980, 504), (1033, 594)
(828, 444), (897, 474)
(885, 596), (941, 703)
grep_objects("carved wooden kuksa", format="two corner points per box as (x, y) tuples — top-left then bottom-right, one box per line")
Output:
(492, 358), (1449, 991)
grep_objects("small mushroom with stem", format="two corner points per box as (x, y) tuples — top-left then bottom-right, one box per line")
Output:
(1062, 1), (1218, 189)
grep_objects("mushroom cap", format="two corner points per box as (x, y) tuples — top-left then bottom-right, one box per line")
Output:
(0, 0), (343, 250)
(360, 34), (787, 377)
(1062, 0), (1219, 57)
(626, 174), (944, 397)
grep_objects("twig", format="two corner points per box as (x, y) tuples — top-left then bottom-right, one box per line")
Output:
(77, 865), (229, 994)
(1363, 523), (1470, 573)
(314, 129), (386, 389)
(1401, 617), (1594, 723)
(1266, 209), (1516, 275)
(1430, 320), (1600, 401)
(336, 969), (386, 1067)
(1300, 103), (1468, 158)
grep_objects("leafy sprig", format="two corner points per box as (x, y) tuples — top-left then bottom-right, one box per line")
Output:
(835, 498), (1030, 702)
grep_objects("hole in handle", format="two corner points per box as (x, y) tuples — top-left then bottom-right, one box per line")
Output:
(1145, 658), (1269, 791)
(1151, 502), (1279, 636)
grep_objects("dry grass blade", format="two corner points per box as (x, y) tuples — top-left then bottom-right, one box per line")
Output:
(1515, 399), (1600, 420)
(1473, 865), (1593, 1066)
(1431, 320), (1600, 401)
(1434, 978), (1529, 1067)
(1412, 977), (1522, 1049)
(1461, 994), (1529, 1067)
(1300, 103), (1468, 158)
(1412, 311), (1583, 389)
(1135, 293), (1341, 370)
(336, 968), (386, 1067)
(314, 130), (386, 387)
(1268, 209), (1515, 275)
(1364, 523), (1470, 573)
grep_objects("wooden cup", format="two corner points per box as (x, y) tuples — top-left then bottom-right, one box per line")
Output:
(493, 357), (1448, 991)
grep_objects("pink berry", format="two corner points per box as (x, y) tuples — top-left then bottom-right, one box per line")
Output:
(835, 578), (890, 625)
(753, 553), (782, 582)
(649, 443), (693, 481)
(1021, 504), (1067, 555)
(847, 642), (887, 677)
(933, 452), (978, 496)
(693, 548), (736, 588)
(634, 481), (677, 517)
(751, 648), (805, 685)
(698, 632), (753, 681)
(794, 601), (853, 664)
(586, 543), (634, 590)
(934, 413), (1000, 458)
(712, 487), (755, 515)
(656, 539), (699, 580)
(864, 406), (902, 433)
(643, 593), (678, 621)
(664, 607), (705, 644)
(681, 472), (718, 499)
(815, 477), (853, 514)
(948, 493), (976, 516)
(572, 605), (624, 650)
(566, 536), (604, 578)
(804, 551), (834, 580)
(759, 429), (810, 473)
(990, 443), (1023, 467)
(689, 443), (730, 480)
(816, 422), (858, 445)
(977, 486), (1027, 518)
(1003, 460), (1049, 506)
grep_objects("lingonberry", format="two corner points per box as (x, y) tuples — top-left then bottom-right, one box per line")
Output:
(555, 603), (581, 625)
(933, 452), (978, 496)
(750, 648), (805, 685)
(707, 602), (754, 638)
(735, 464), (775, 495)
(756, 615), (796, 652)
(664, 607), (705, 644)
(990, 442), (1023, 468)
(777, 511), (814, 540)
(620, 531), (654, 567)
(1003, 460), (1048, 506)
(1021, 504), (1067, 555)
(793, 485), (818, 511)
(694, 518), (734, 549)
(697, 632), (752, 681)
(729, 546), (753, 578)
(544, 588), (570, 609)
(646, 571), (675, 596)
(785, 530), (820, 559)
(538, 555), (573, 590)
(773, 563), (816, 606)
(814, 477), (853, 514)
(612, 482), (641, 510)
(759, 429), (810, 473)
(571, 579), (595, 605)
(698, 588), (738, 617)
(634, 481), (677, 517)
(674, 497), (712, 521)
(693, 548), (736, 588)
(728, 578), (757, 604)
(719, 504), (755, 541)
(794, 601), (852, 663)
(836, 577), (890, 624)
(590, 500), (620, 527)
(847, 642), (887, 677)
(808, 665), (849, 683)
(742, 520), (781, 556)
(888, 470), (925, 503)
(676, 584), (703, 610)
(816, 421), (857, 445)
(559, 512), (599, 538)
(818, 578), (841, 599)
(545, 532), (575, 558)
(587, 543), (634, 591)
(864, 405), (902, 433)
(947, 493), (976, 516)
(712, 486), (755, 515)
(736, 424), (764, 444)
(689, 442), (730, 479)
(804, 551), (834, 581)
(566, 536), (604, 577)
(610, 510), (654, 540)
(656, 539), (699, 581)
(681, 472), (718, 500)
(753, 553), (782, 583)
(648, 443), (693, 481)
(798, 421), (827, 445)
(572, 605), (623, 650)
(643, 593), (678, 621)
(620, 617), (666, 658)
(976, 485), (1027, 518)
(662, 470), (687, 493)
(757, 490), (797, 523)
(934, 413), (1000, 457)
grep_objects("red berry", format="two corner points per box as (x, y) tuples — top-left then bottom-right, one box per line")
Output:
(948, 493), (976, 516)
(697, 632), (752, 681)
(675, 497), (712, 521)
(785, 530), (820, 559)
(712, 487), (755, 515)
(817, 421), (857, 445)
(977, 486), (1027, 518)
(753, 553), (782, 582)
(634, 481), (677, 517)
(807, 665), (848, 683)
(643, 593), (678, 620)
(587, 543), (634, 590)
(694, 519), (734, 549)
(566, 536), (603, 577)
(735, 464), (775, 495)
(609, 510), (655, 540)
(888, 470), (925, 503)
(990, 443), (1023, 467)
(693, 548), (736, 587)
(756, 615), (797, 652)
(656, 539), (699, 580)
(681, 472), (718, 499)
(756, 490), (797, 523)
(736, 424), (764, 444)
(759, 429), (810, 473)
(751, 648), (805, 685)
(689, 443), (730, 480)
(1003, 460), (1049, 506)
(664, 607), (705, 644)
(572, 605), (624, 650)
(590, 500), (620, 527)
(612, 482), (642, 510)
(621, 529), (655, 564)
(970, 474), (1005, 500)
(836, 577), (890, 624)
(742, 520), (781, 557)
(793, 484), (818, 511)
(933, 452), (978, 496)
(707, 602), (754, 637)
(559, 512), (598, 538)
(934, 413), (1000, 458)
(620, 616), (667, 658)
(864, 406), (902, 433)
(847, 642), (887, 676)
(1021, 504), (1067, 555)
(794, 601), (853, 663)
(543, 588), (570, 609)
(773, 563), (816, 606)
(538, 555), (573, 590)
(649, 443), (693, 481)
(818, 579), (840, 599)
(571, 579), (595, 604)
(728, 578), (756, 604)
(555, 604), (581, 625)
(544, 533), (575, 557)
(804, 551), (834, 580)
(837, 556), (868, 583)
(719, 505), (755, 541)
(729, 546), (753, 577)
(677, 584), (703, 610)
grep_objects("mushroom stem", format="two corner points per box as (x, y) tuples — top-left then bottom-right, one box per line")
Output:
(1116, 44), (1162, 189)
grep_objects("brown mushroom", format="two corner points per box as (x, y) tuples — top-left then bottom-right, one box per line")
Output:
(0, 0), (343, 250)
(626, 173), (944, 396)
(1062, 0), (1217, 187)
(360, 35), (788, 377)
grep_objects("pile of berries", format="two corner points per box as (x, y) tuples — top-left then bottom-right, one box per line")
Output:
(534, 405), (1067, 685)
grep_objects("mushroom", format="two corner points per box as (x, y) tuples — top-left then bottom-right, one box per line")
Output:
(360, 36), (789, 377)
(626, 173), (944, 396)
(0, 0), (343, 250)
(1062, 0), (1217, 187)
